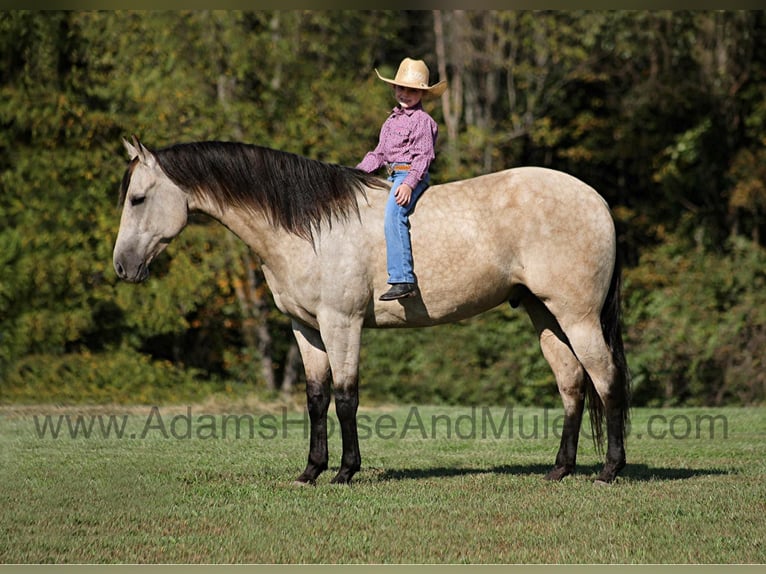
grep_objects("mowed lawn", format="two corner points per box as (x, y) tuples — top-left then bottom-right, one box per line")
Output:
(1, 403), (764, 563)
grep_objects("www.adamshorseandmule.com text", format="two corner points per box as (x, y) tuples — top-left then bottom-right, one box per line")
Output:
(25, 406), (729, 442)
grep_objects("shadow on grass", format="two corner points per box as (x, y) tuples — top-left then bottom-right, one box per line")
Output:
(376, 463), (735, 483)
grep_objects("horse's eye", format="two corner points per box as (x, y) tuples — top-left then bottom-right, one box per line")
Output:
(130, 196), (145, 207)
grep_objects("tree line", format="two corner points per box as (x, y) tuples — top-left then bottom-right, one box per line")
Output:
(1, 11), (764, 406)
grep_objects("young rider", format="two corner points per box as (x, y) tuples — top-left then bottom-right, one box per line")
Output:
(356, 57), (447, 301)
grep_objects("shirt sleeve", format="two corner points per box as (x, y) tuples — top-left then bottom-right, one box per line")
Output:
(356, 118), (390, 173)
(356, 147), (385, 173)
(402, 112), (437, 189)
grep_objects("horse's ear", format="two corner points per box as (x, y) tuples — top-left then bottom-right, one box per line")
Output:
(128, 135), (157, 169)
(123, 137), (139, 160)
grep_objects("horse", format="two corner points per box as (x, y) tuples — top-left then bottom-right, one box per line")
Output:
(113, 136), (630, 485)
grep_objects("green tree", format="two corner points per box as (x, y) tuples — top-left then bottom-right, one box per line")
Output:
(2, 11), (765, 407)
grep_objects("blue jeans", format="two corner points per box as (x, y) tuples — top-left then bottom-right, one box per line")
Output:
(385, 167), (429, 284)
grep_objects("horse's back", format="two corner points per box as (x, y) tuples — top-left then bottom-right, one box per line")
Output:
(365, 166), (616, 327)
(421, 166), (609, 221)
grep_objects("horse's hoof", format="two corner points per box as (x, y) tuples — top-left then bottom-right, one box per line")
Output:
(544, 466), (573, 481)
(293, 478), (316, 487)
(595, 460), (625, 485)
(594, 479), (612, 487)
(330, 471), (355, 485)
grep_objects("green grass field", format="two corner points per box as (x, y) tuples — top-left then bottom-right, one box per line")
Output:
(1, 402), (764, 563)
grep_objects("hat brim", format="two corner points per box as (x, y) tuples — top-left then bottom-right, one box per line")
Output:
(375, 69), (447, 99)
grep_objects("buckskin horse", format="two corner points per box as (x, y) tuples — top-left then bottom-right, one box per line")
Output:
(113, 137), (630, 485)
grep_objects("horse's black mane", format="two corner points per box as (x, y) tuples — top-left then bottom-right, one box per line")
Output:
(121, 141), (386, 240)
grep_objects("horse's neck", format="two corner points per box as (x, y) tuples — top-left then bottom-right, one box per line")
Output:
(188, 189), (300, 268)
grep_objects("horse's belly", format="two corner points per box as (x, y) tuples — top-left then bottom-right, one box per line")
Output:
(365, 270), (513, 328)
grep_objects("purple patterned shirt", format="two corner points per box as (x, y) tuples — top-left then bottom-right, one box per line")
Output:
(356, 102), (438, 190)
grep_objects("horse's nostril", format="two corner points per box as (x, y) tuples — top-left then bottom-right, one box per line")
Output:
(115, 261), (125, 278)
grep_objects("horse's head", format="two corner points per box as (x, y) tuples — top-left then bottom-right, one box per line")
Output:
(113, 137), (188, 283)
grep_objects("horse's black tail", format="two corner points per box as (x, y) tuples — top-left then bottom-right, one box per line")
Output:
(586, 250), (631, 453)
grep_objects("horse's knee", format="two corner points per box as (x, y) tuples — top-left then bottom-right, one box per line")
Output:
(305, 379), (331, 416)
(334, 386), (359, 417)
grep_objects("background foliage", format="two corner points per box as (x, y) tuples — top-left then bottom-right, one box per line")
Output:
(1, 11), (764, 406)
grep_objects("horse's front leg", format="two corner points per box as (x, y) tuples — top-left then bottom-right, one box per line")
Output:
(331, 383), (360, 484)
(291, 320), (332, 485)
(321, 313), (364, 485)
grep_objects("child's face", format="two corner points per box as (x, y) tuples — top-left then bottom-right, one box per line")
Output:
(394, 85), (424, 109)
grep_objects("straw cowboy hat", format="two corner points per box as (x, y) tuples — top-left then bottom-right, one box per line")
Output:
(375, 57), (447, 99)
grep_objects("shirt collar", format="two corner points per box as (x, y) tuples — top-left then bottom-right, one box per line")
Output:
(391, 102), (423, 116)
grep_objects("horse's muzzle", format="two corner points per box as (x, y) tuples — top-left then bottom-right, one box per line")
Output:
(114, 257), (149, 283)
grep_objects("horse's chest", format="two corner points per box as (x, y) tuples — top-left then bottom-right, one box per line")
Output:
(261, 265), (320, 328)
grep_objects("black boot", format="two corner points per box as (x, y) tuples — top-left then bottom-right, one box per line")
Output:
(379, 283), (418, 301)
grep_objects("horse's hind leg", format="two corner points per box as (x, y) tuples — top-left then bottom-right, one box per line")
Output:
(521, 295), (586, 481)
(561, 319), (627, 484)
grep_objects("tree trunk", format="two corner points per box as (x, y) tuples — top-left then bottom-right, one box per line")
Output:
(226, 238), (277, 392)
(280, 341), (302, 394)
(433, 10), (462, 170)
